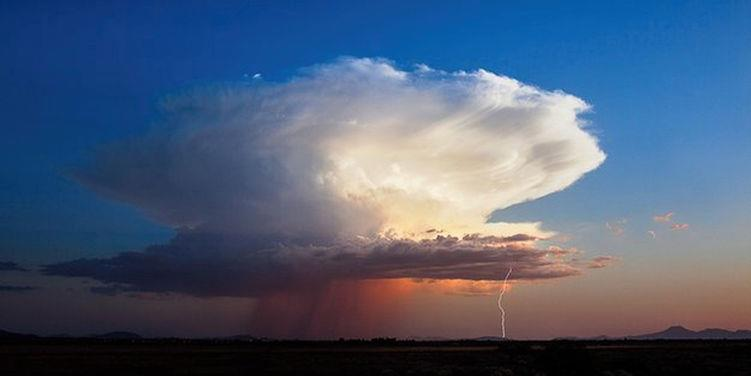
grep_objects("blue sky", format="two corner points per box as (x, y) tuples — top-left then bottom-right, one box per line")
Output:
(0, 1), (750, 338)
(3, 1), (748, 263)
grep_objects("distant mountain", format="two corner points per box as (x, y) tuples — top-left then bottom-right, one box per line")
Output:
(47, 333), (73, 338)
(629, 325), (751, 340)
(410, 336), (449, 341)
(4, 326), (751, 342)
(1, 330), (144, 340)
(468, 336), (515, 341)
(89, 331), (142, 340)
(223, 334), (258, 341)
(0, 329), (37, 340)
(587, 335), (612, 341)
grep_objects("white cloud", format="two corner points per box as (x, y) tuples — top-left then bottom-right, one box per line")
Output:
(74, 57), (606, 241)
(653, 212), (674, 223)
(606, 219), (627, 236)
(670, 223), (689, 231)
(587, 256), (617, 269)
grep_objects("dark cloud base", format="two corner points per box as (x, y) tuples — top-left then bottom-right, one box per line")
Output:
(0, 261), (28, 272)
(0, 285), (37, 292)
(43, 232), (596, 298)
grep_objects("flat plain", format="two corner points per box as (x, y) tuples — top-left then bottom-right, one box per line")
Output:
(1, 339), (750, 375)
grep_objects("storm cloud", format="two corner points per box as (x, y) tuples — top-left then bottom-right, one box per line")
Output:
(0, 285), (37, 292)
(47, 58), (608, 297)
(0, 261), (27, 272)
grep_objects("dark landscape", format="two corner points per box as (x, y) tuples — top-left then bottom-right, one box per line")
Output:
(2, 328), (751, 375)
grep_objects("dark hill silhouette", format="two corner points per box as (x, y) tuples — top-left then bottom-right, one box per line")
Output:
(2, 325), (751, 341)
(0, 329), (37, 340)
(223, 334), (258, 341)
(407, 336), (450, 341)
(629, 325), (751, 340)
(470, 336), (512, 341)
(89, 331), (142, 340)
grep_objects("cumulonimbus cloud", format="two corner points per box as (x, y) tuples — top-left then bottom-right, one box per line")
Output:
(45, 57), (608, 297)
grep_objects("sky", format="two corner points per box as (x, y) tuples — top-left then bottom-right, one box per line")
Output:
(0, 1), (749, 339)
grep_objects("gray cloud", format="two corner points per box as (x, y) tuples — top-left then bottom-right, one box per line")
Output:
(44, 232), (593, 298)
(0, 285), (37, 292)
(0, 261), (27, 272)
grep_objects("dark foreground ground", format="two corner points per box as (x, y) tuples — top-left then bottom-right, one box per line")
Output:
(1, 339), (750, 375)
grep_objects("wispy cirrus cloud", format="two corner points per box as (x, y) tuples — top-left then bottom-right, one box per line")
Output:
(587, 256), (618, 269)
(605, 219), (627, 236)
(653, 212), (674, 223)
(670, 223), (689, 231)
(652, 211), (689, 232)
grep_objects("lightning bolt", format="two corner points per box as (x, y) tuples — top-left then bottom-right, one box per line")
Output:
(497, 267), (513, 339)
